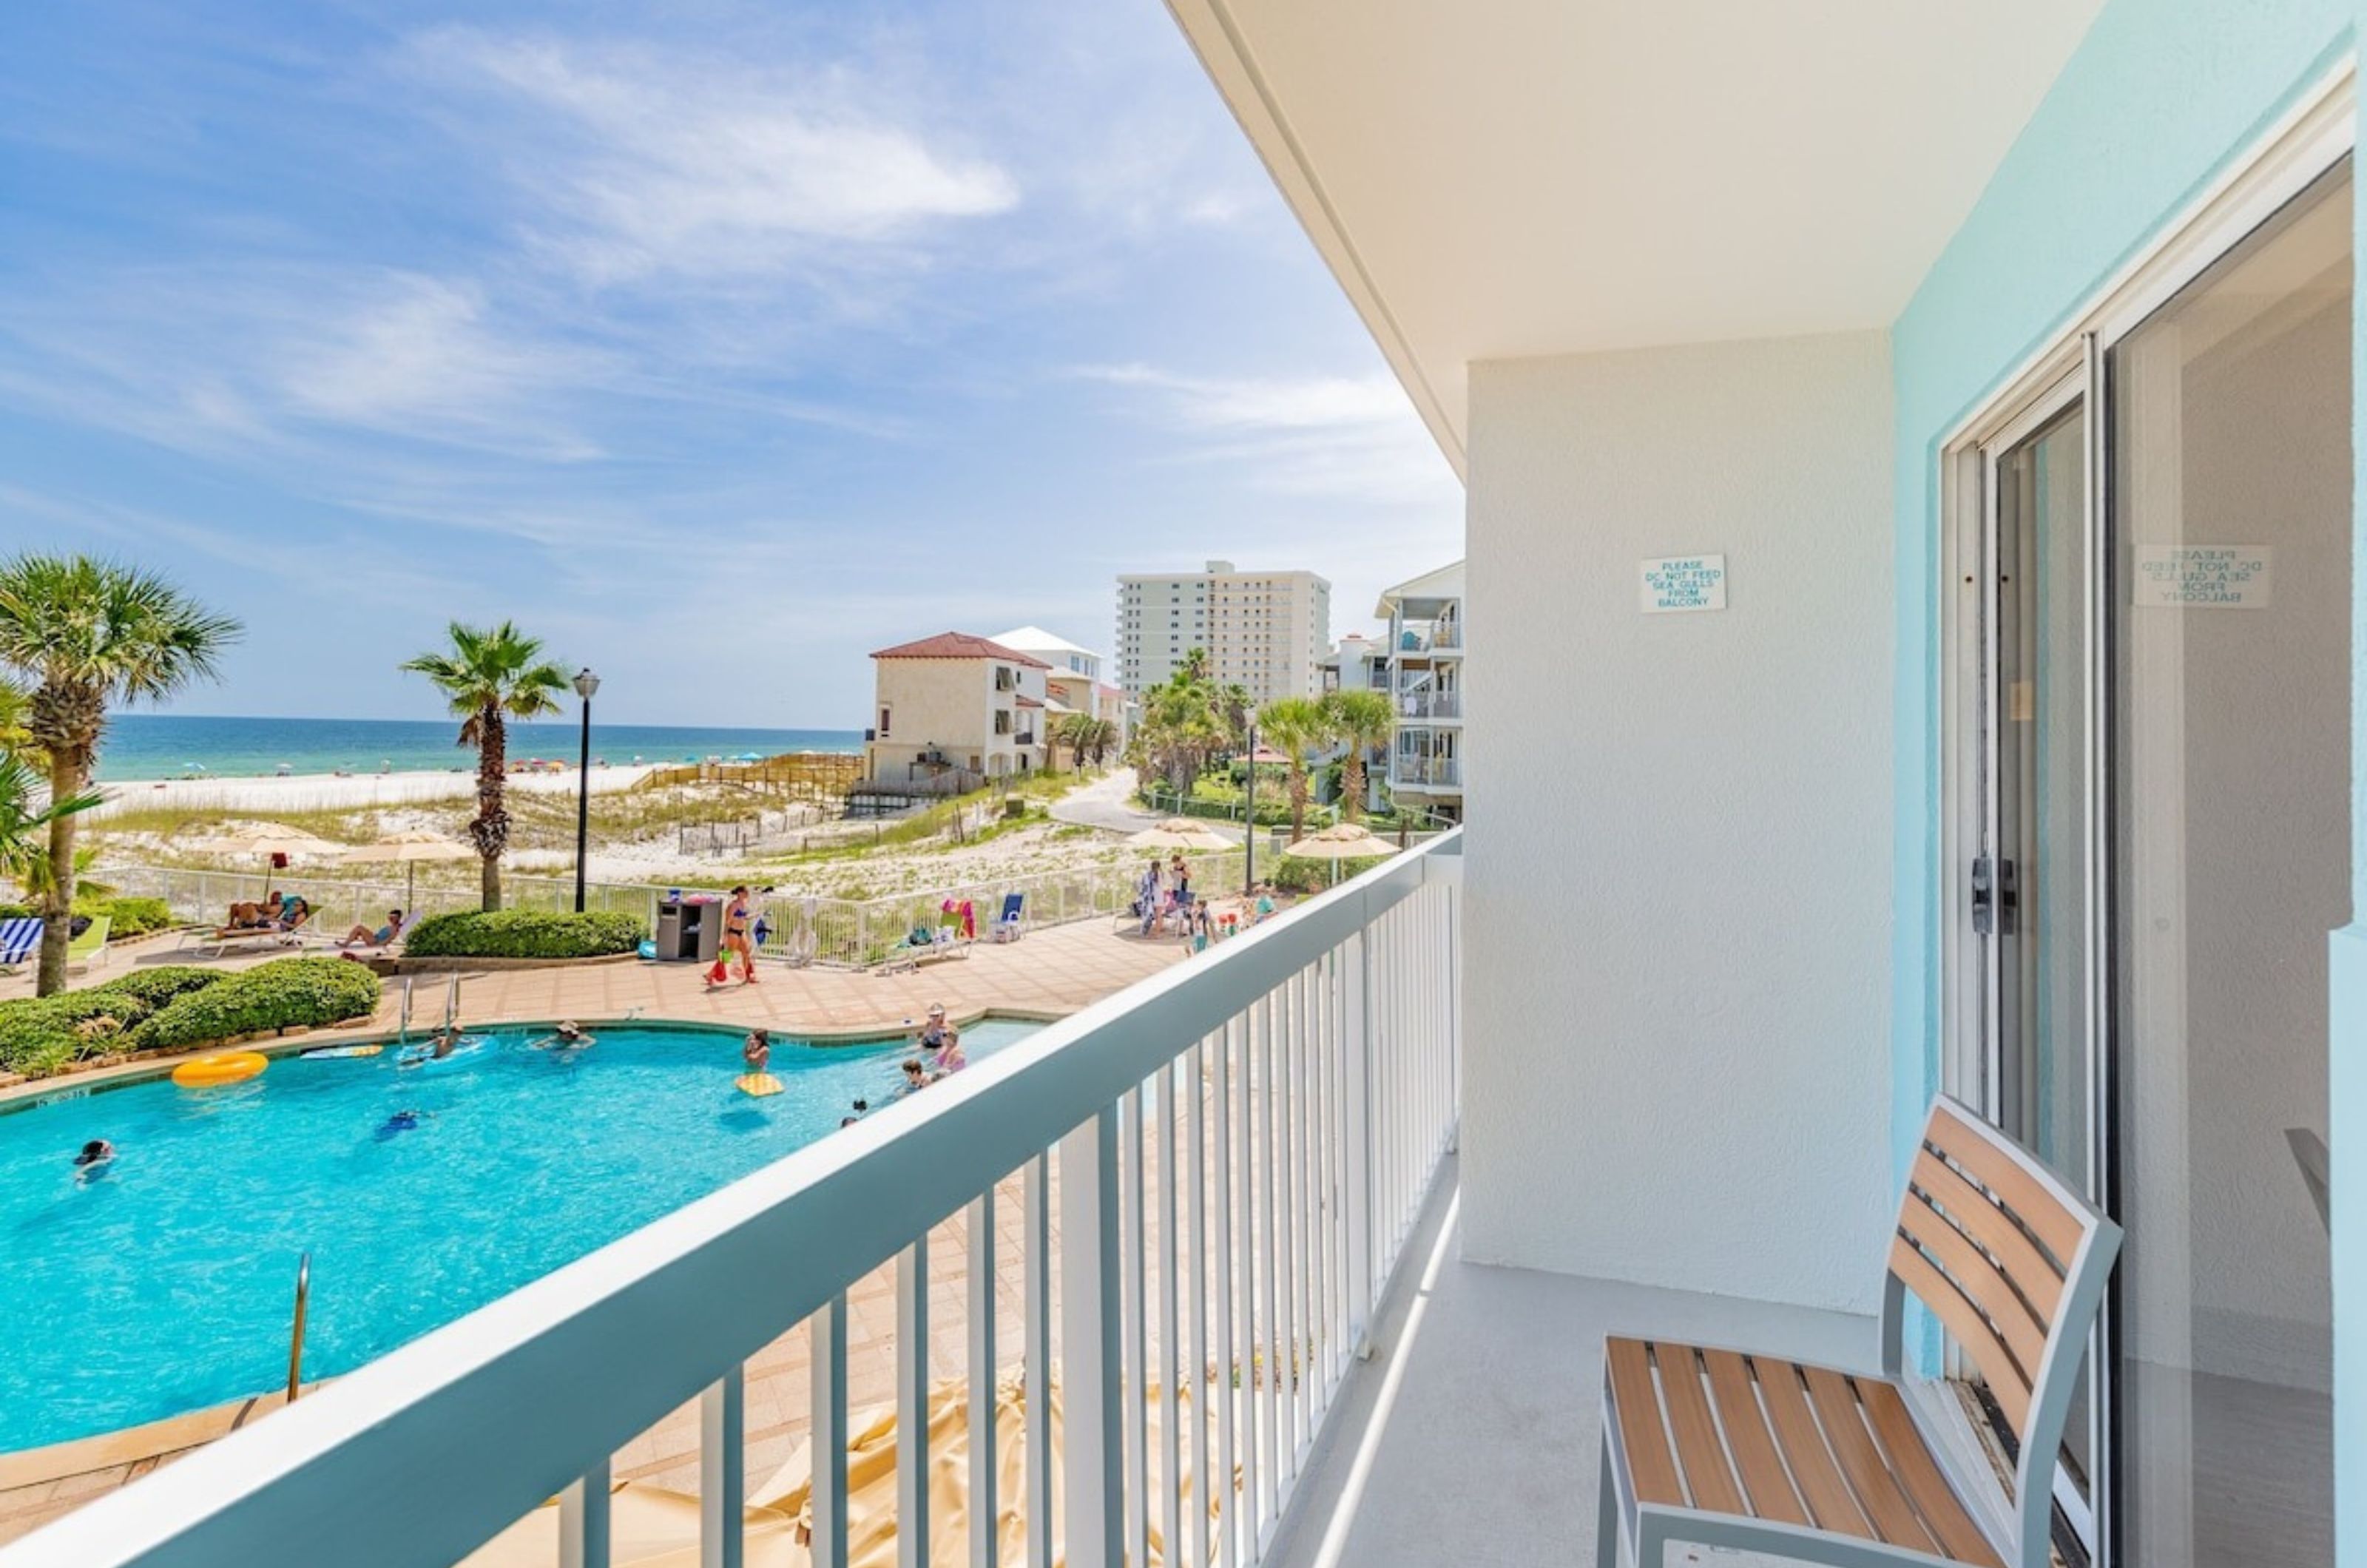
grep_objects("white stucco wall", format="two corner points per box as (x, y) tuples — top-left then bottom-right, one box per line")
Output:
(1460, 331), (1896, 1314)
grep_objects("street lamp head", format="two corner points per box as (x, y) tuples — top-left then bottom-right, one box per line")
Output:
(573, 669), (601, 700)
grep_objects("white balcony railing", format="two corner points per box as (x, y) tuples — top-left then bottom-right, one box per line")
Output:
(1393, 756), (1463, 788)
(1395, 689), (1461, 720)
(27, 834), (1463, 1568)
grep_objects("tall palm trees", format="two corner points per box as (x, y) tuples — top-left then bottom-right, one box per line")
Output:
(402, 622), (567, 910)
(1256, 695), (1333, 842)
(1323, 688), (1397, 823)
(0, 555), (239, 995)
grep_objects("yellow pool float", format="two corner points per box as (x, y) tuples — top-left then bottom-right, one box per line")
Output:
(735, 1072), (783, 1098)
(172, 1051), (269, 1088)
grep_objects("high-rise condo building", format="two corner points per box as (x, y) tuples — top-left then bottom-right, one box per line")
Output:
(1115, 560), (1332, 705)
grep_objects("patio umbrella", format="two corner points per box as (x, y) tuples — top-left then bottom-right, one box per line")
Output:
(1124, 817), (1240, 852)
(192, 822), (348, 893)
(1279, 822), (1397, 885)
(335, 830), (476, 913)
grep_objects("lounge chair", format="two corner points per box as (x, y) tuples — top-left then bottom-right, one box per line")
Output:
(189, 897), (314, 958)
(1595, 1095), (2121, 1568)
(993, 892), (1024, 942)
(64, 915), (111, 973)
(0, 915), (41, 973)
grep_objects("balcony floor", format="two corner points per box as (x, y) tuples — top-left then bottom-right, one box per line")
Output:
(1268, 1155), (1872, 1568)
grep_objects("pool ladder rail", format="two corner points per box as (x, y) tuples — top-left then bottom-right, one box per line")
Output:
(287, 1251), (311, 1403)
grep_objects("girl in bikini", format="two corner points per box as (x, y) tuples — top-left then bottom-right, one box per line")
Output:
(708, 886), (758, 986)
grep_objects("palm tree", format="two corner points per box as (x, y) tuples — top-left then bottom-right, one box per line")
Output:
(0, 753), (101, 899)
(0, 555), (239, 995)
(1256, 695), (1335, 842)
(1079, 717), (1118, 767)
(1323, 688), (1398, 823)
(402, 621), (568, 910)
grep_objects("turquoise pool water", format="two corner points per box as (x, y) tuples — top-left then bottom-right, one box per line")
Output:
(0, 1018), (1037, 1453)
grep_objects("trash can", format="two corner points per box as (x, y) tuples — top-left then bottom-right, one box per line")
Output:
(655, 896), (723, 962)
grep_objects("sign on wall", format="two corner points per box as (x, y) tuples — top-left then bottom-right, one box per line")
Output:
(1640, 554), (1727, 614)
(2133, 544), (2272, 609)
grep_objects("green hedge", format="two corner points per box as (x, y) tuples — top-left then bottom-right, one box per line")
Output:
(401, 909), (646, 960)
(0, 959), (377, 1076)
(126, 959), (381, 1055)
(1269, 854), (1390, 894)
(90, 896), (176, 938)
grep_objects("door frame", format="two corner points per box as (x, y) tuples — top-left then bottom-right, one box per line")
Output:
(1935, 58), (2355, 1567)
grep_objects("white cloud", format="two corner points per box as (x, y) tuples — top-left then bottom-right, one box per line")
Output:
(0, 263), (608, 464)
(406, 28), (1019, 284)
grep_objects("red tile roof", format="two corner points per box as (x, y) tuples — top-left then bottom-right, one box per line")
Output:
(1014, 695), (1044, 708)
(870, 632), (1050, 667)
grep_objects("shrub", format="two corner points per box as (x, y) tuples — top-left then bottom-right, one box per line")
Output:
(126, 958), (380, 1055)
(80, 896), (177, 939)
(1269, 854), (1389, 895)
(0, 991), (155, 1075)
(96, 966), (227, 1008)
(401, 909), (646, 960)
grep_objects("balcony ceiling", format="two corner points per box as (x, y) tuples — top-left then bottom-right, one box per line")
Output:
(1164, 0), (2105, 476)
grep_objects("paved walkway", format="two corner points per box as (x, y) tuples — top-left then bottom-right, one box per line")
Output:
(0, 916), (1203, 1543)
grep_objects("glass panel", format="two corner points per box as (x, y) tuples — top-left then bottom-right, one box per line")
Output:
(1990, 399), (2096, 1515)
(2108, 162), (2348, 1568)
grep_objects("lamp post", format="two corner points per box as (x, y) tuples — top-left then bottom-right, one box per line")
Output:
(572, 668), (599, 913)
(1243, 719), (1257, 895)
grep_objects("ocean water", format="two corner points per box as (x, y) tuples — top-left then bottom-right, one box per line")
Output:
(0, 1018), (1037, 1451)
(91, 714), (862, 783)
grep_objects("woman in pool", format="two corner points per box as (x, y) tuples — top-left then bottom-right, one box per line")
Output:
(740, 1030), (771, 1074)
(72, 1139), (115, 1179)
(932, 1029), (968, 1075)
(914, 1003), (948, 1050)
(531, 1019), (595, 1051)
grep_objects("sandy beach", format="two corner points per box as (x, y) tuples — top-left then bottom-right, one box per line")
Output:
(89, 764), (666, 819)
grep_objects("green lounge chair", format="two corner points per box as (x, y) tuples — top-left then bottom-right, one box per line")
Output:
(65, 915), (111, 973)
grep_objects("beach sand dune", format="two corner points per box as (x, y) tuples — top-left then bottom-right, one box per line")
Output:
(92, 765), (664, 818)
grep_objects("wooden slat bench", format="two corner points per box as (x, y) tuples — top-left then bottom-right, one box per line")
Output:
(1596, 1095), (2120, 1568)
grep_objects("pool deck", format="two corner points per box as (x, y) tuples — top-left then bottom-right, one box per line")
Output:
(0, 914), (1195, 1544)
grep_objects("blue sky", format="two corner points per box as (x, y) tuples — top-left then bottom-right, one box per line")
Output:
(0, 0), (1460, 728)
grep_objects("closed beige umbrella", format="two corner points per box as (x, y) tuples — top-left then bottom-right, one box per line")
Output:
(337, 830), (477, 913)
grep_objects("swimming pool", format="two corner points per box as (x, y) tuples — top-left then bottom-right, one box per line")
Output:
(0, 1018), (1039, 1454)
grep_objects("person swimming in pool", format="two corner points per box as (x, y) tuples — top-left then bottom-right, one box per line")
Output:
(840, 1098), (871, 1128)
(914, 1003), (949, 1050)
(374, 1109), (426, 1140)
(741, 1030), (772, 1074)
(72, 1139), (115, 1180)
(896, 1058), (931, 1098)
(928, 1028), (968, 1075)
(531, 1019), (595, 1051)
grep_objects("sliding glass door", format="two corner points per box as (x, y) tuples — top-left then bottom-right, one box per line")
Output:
(1962, 159), (2349, 1567)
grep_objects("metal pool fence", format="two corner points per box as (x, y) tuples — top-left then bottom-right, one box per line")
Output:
(98, 851), (1251, 971)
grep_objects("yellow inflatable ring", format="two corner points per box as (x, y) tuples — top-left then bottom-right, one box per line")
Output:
(172, 1051), (269, 1088)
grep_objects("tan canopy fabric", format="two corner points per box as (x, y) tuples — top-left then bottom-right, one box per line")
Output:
(464, 1373), (1226, 1568)
(1124, 819), (1240, 853)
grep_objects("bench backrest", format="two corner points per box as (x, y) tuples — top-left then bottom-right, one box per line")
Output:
(1880, 1096), (2120, 1566)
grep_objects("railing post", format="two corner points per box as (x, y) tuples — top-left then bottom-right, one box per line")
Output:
(559, 1459), (611, 1568)
(700, 1367), (744, 1568)
(1058, 1109), (1123, 1567)
(1341, 912), (1374, 1353)
(810, 1296), (849, 1568)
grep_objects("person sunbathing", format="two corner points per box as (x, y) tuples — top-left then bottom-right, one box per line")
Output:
(223, 893), (283, 930)
(339, 909), (405, 949)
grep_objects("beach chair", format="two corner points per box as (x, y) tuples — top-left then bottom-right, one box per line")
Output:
(0, 915), (41, 973)
(64, 916), (111, 973)
(1596, 1095), (2121, 1568)
(993, 891), (1026, 943)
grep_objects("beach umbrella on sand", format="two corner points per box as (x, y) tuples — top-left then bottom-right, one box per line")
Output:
(1125, 817), (1240, 853)
(1279, 822), (1397, 885)
(336, 830), (476, 913)
(192, 822), (348, 894)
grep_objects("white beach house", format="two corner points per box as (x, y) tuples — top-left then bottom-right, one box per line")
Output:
(1374, 561), (1464, 824)
(22, 4), (2367, 1568)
